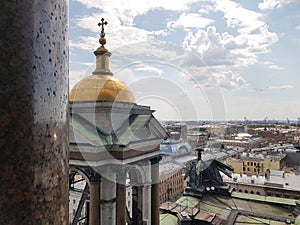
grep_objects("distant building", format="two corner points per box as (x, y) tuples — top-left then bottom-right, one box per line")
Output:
(223, 170), (300, 199)
(69, 176), (87, 223)
(217, 133), (267, 149)
(164, 123), (187, 140)
(294, 135), (300, 143)
(186, 132), (208, 148)
(226, 152), (287, 176)
(159, 162), (185, 204)
(204, 124), (246, 136)
(225, 124), (246, 134)
(160, 139), (193, 156)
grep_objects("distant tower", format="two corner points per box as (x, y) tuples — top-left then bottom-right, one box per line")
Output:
(69, 18), (166, 225)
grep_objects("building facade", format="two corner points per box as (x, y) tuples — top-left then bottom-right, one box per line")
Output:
(224, 171), (300, 199)
(226, 153), (287, 176)
(159, 162), (185, 204)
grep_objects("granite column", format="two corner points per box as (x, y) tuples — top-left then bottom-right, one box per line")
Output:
(151, 157), (161, 225)
(90, 180), (100, 225)
(116, 171), (127, 225)
(0, 0), (69, 224)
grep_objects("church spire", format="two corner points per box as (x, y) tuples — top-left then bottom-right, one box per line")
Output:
(93, 18), (112, 75)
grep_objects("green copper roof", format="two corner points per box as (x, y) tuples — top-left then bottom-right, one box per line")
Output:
(70, 114), (108, 146)
(176, 196), (200, 208)
(70, 113), (166, 147)
(114, 114), (152, 145)
(160, 214), (177, 225)
(232, 192), (297, 206)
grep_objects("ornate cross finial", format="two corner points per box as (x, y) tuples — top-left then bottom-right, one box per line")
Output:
(94, 18), (109, 55)
(98, 18), (107, 37)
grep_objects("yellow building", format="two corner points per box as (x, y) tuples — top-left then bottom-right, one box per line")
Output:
(226, 153), (287, 176)
(226, 158), (244, 174)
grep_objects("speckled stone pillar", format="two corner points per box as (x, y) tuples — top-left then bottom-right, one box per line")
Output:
(0, 1), (69, 224)
(90, 182), (100, 225)
(116, 172), (126, 225)
(151, 158), (160, 225)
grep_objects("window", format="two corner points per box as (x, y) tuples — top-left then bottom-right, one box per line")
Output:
(254, 168), (256, 172)
(247, 168), (250, 171)
(243, 167), (245, 171)
(247, 162), (250, 166)
(251, 162), (253, 166)
(254, 162), (256, 166)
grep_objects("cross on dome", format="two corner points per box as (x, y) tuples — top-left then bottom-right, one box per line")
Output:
(98, 18), (108, 47)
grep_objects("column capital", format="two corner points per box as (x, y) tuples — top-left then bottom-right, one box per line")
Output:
(144, 183), (152, 188)
(86, 169), (101, 183)
(150, 156), (162, 165)
(113, 168), (127, 186)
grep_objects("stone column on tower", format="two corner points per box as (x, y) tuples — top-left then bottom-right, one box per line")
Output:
(101, 168), (116, 225)
(141, 160), (152, 225)
(89, 172), (101, 225)
(0, 0), (69, 224)
(132, 185), (144, 225)
(143, 183), (152, 225)
(116, 169), (127, 225)
(151, 157), (161, 225)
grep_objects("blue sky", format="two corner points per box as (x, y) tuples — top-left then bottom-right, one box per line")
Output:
(69, 0), (300, 121)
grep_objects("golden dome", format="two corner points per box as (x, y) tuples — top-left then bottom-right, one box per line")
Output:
(70, 18), (135, 103)
(69, 75), (135, 103)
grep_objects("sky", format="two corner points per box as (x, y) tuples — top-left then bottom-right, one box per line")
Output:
(69, 0), (300, 121)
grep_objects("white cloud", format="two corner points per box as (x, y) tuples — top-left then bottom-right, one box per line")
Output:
(70, 36), (98, 51)
(70, 0), (278, 92)
(167, 12), (215, 29)
(267, 85), (294, 90)
(258, 0), (298, 11)
(135, 65), (164, 75)
(179, 0), (278, 87)
(248, 85), (293, 92)
(69, 68), (93, 89)
(182, 25), (277, 68)
(70, 25), (153, 52)
(262, 61), (284, 70)
(268, 64), (284, 70)
(296, 25), (300, 30)
(74, 0), (199, 25)
(109, 40), (246, 90)
(113, 68), (138, 85)
(216, 0), (265, 34)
